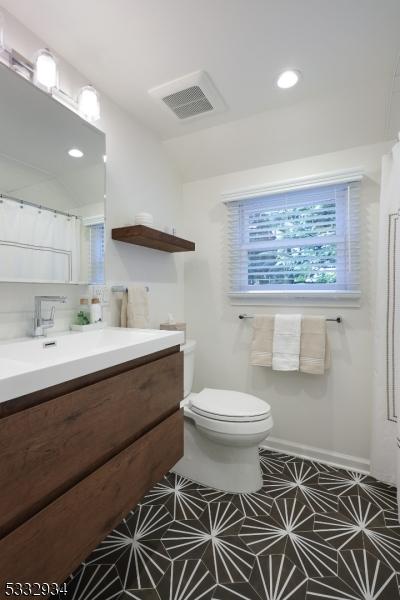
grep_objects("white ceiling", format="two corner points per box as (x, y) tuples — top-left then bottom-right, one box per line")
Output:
(2, 0), (400, 143)
(2, 0), (400, 181)
(164, 83), (392, 181)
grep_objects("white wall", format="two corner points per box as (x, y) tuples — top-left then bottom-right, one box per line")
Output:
(0, 8), (184, 338)
(101, 95), (184, 328)
(183, 141), (391, 470)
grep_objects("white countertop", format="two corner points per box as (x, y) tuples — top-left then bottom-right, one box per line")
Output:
(0, 327), (184, 404)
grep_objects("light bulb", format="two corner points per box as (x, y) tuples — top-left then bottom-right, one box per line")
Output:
(34, 48), (58, 90)
(277, 70), (300, 89)
(77, 85), (100, 122)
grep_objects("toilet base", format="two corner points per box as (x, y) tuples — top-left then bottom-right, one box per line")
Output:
(172, 418), (266, 494)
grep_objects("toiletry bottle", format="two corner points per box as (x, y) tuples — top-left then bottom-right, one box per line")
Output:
(90, 297), (102, 323)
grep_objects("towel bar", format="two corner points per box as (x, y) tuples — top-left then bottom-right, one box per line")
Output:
(111, 285), (149, 293)
(238, 313), (342, 323)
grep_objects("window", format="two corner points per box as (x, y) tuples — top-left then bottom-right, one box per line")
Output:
(87, 221), (105, 284)
(226, 179), (361, 297)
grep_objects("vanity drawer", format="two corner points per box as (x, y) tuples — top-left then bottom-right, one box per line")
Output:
(0, 409), (183, 596)
(0, 350), (183, 538)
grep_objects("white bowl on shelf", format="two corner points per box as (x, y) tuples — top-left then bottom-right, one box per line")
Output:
(135, 212), (154, 227)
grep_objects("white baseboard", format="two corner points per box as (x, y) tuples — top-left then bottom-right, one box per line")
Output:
(261, 436), (370, 474)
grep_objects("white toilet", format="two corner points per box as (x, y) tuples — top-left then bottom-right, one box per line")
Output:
(173, 340), (273, 494)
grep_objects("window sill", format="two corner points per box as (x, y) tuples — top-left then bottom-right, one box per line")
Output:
(228, 290), (361, 308)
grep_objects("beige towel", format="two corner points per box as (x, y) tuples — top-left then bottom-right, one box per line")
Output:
(121, 292), (127, 328)
(120, 285), (149, 328)
(250, 315), (274, 366)
(300, 316), (330, 375)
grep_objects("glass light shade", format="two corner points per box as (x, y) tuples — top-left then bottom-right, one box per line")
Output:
(77, 85), (100, 122)
(34, 48), (58, 90)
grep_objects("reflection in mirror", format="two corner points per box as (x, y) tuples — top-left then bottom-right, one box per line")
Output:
(0, 64), (106, 284)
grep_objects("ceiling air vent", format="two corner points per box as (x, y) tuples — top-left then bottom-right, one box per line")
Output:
(149, 71), (226, 121)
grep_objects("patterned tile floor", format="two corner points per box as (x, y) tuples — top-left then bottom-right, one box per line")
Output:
(59, 450), (400, 599)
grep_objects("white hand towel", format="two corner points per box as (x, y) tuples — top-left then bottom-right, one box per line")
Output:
(120, 285), (149, 328)
(250, 315), (274, 366)
(272, 314), (301, 371)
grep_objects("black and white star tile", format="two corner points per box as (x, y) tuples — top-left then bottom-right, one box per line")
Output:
(58, 449), (400, 599)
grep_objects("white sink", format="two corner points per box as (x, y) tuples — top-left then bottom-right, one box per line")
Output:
(0, 327), (184, 403)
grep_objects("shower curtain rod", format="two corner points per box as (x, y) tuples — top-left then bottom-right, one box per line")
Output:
(0, 193), (81, 220)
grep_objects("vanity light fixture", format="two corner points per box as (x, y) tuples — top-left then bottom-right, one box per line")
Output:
(277, 69), (301, 89)
(0, 27), (101, 126)
(68, 148), (84, 158)
(34, 48), (58, 90)
(77, 85), (100, 122)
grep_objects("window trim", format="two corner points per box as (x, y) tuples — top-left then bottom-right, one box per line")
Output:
(222, 168), (364, 306)
(221, 167), (364, 203)
(83, 216), (105, 285)
(82, 214), (104, 227)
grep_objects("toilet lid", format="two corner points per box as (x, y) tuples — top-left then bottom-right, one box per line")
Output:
(189, 388), (271, 422)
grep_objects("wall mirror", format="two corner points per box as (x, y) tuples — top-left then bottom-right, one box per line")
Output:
(0, 64), (105, 284)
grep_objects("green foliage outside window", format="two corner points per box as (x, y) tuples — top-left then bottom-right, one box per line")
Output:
(247, 202), (337, 286)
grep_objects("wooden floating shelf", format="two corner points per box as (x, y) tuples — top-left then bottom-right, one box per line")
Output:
(111, 225), (195, 253)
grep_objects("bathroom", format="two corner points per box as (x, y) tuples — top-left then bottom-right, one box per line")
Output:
(0, 1), (399, 598)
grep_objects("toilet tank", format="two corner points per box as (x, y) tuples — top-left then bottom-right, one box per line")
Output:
(181, 339), (196, 398)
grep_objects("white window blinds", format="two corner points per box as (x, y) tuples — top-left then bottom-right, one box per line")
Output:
(88, 222), (105, 284)
(226, 180), (360, 295)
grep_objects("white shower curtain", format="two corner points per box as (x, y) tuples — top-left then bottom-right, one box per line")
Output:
(0, 198), (81, 282)
(371, 141), (400, 517)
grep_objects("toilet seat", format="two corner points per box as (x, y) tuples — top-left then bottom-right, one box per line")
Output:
(189, 388), (271, 422)
(183, 394), (273, 437)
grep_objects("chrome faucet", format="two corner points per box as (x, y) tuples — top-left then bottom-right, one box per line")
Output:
(33, 296), (67, 337)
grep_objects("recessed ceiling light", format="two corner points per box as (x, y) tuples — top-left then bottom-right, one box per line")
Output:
(68, 148), (84, 158)
(277, 70), (301, 89)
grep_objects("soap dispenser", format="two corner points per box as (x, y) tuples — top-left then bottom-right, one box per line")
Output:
(90, 297), (102, 323)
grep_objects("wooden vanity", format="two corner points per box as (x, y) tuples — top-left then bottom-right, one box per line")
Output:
(0, 344), (183, 596)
